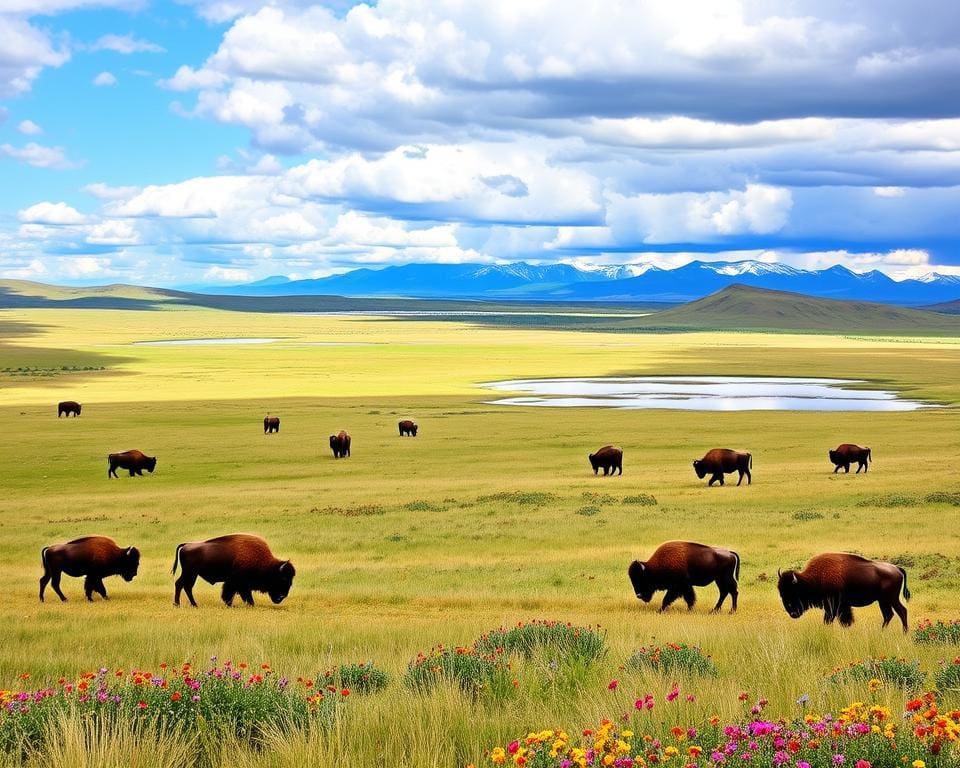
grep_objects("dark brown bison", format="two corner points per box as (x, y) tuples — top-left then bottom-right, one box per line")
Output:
(172, 533), (295, 607)
(589, 445), (622, 476)
(108, 450), (157, 478)
(628, 541), (740, 613)
(777, 553), (910, 631)
(264, 416), (280, 434)
(58, 400), (82, 418)
(329, 430), (351, 458)
(829, 443), (871, 474)
(39, 536), (140, 602)
(693, 448), (752, 486)
(399, 419), (418, 436)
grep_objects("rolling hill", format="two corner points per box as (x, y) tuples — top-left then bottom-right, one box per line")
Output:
(602, 284), (960, 333)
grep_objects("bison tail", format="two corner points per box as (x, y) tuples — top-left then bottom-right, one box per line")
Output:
(898, 566), (911, 601)
(749, 453), (753, 469)
(732, 550), (741, 582)
(40, 546), (49, 572)
(866, 447), (872, 464)
(171, 543), (186, 575)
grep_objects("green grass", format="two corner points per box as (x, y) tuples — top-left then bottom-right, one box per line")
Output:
(1, 306), (960, 765)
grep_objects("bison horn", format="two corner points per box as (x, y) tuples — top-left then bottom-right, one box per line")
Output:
(791, 573), (798, 585)
(126, 546), (133, 556)
(637, 562), (645, 572)
(280, 560), (290, 573)
(777, 568), (782, 578)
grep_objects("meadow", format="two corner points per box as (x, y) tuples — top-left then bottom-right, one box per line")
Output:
(1, 305), (960, 767)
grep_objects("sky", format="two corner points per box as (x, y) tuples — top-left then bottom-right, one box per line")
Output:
(2, 0), (960, 287)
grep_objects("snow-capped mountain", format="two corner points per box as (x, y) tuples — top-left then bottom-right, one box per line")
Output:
(206, 260), (960, 305)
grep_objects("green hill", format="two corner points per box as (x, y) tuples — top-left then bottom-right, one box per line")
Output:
(924, 297), (960, 315)
(600, 284), (960, 334)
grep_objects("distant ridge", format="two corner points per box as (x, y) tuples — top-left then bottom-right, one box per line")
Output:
(203, 259), (960, 306)
(616, 284), (960, 333)
(924, 298), (960, 315)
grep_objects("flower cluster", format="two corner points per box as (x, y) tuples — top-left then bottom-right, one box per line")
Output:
(914, 619), (960, 646)
(482, 690), (960, 767)
(319, 661), (390, 695)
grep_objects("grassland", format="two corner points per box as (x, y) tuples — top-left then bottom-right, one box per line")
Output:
(1, 305), (960, 766)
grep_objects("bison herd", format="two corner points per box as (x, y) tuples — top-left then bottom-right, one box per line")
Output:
(50, 399), (898, 629)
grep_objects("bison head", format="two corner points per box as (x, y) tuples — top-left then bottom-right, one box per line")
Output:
(692, 459), (706, 479)
(828, 450), (839, 464)
(627, 560), (655, 603)
(411, 424), (418, 436)
(145, 456), (157, 473)
(266, 560), (296, 604)
(588, 453), (597, 469)
(76, 404), (82, 415)
(329, 435), (338, 448)
(121, 546), (140, 581)
(776, 569), (808, 619)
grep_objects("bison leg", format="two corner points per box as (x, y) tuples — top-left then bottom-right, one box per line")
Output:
(856, 461), (865, 474)
(174, 573), (198, 607)
(892, 598), (908, 633)
(844, 463), (850, 473)
(50, 571), (68, 602)
(85, 576), (107, 601)
(221, 582), (237, 607)
(837, 604), (854, 627)
(616, 463), (622, 476)
(833, 464), (840, 474)
(712, 584), (732, 613)
(39, 572), (50, 602)
(878, 601), (894, 628)
(659, 589), (682, 612)
(108, 464), (117, 478)
(682, 585), (696, 610)
(239, 588), (255, 606)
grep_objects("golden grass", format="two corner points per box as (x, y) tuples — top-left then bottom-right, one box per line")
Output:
(1, 307), (959, 765)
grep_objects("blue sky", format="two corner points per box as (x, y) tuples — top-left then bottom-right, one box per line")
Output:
(2, 0), (960, 286)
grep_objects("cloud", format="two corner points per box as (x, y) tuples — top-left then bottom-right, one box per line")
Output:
(18, 201), (88, 224)
(203, 265), (251, 282)
(874, 186), (906, 198)
(0, 142), (77, 169)
(90, 33), (164, 54)
(0, 15), (70, 97)
(17, 119), (42, 135)
(83, 182), (139, 200)
(93, 71), (117, 87)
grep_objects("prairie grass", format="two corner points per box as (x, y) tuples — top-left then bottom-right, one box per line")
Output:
(1, 307), (960, 765)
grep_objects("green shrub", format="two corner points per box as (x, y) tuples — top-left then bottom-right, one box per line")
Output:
(320, 662), (389, 695)
(791, 510), (824, 521)
(827, 657), (926, 691)
(474, 620), (607, 665)
(576, 505), (600, 516)
(403, 646), (505, 695)
(625, 643), (717, 676)
(622, 494), (657, 506)
(925, 492), (960, 506)
(934, 658), (960, 691)
(914, 619), (960, 645)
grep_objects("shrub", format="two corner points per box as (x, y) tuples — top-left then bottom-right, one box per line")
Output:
(625, 643), (717, 676)
(320, 662), (389, 695)
(403, 646), (505, 695)
(914, 619), (960, 645)
(925, 492), (960, 506)
(791, 510), (824, 521)
(474, 620), (607, 665)
(827, 657), (926, 691)
(622, 494), (657, 506)
(934, 658), (960, 691)
(403, 500), (445, 512)
(476, 491), (556, 506)
(576, 505), (600, 516)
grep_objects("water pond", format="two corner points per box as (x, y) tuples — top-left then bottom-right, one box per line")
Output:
(481, 376), (931, 411)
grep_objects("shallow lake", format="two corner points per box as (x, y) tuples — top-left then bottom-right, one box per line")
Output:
(481, 376), (931, 411)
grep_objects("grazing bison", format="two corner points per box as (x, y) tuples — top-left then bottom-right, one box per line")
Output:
(329, 430), (351, 458)
(777, 553), (910, 631)
(264, 416), (280, 434)
(58, 400), (82, 418)
(693, 448), (752, 486)
(108, 450), (157, 478)
(172, 533), (295, 607)
(829, 444), (871, 474)
(628, 541), (740, 613)
(398, 419), (418, 437)
(39, 536), (140, 602)
(589, 445), (623, 476)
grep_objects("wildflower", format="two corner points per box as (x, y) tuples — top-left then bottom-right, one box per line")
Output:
(832, 756), (845, 765)
(738, 692), (749, 702)
(868, 678), (882, 692)
(855, 761), (871, 768)
(609, 680), (619, 691)
(797, 694), (810, 706)
(666, 687), (679, 702)
(137, 700), (147, 710)
(912, 762), (925, 768)
(341, 688), (350, 697)
(170, 692), (181, 702)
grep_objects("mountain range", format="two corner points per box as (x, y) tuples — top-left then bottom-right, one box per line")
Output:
(204, 260), (960, 305)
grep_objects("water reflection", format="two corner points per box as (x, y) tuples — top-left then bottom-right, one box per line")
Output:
(482, 376), (930, 411)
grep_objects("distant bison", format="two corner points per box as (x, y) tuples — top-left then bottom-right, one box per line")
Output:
(829, 443), (871, 474)
(777, 553), (910, 631)
(628, 541), (740, 613)
(329, 430), (351, 458)
(264, 416), (280, 434)
(399, 420), (418, 437)
(172, 533), (295, 607)
(108, 450), (157, 478)
(693, 448), (752, 486)
(589, 445), (623, 476)
(39, 536), (140, 602)
(58, 401), (82, 418)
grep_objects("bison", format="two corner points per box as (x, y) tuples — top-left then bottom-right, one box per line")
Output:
(329, 430), (351, 458)
(628, 541), (740, 613)
(398, 419), (418, 437)
(39, 536), (140, 602)
(829, 444), (871, 474)
(58, 400), (82, 418)
(777, 553), (910, 631)
(264, 416), (280, 434)
(108, 450), (157, 478)
(589, 445), (623, 476)
(693, 448), (752, 486)
(172, 533), (295, 607)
